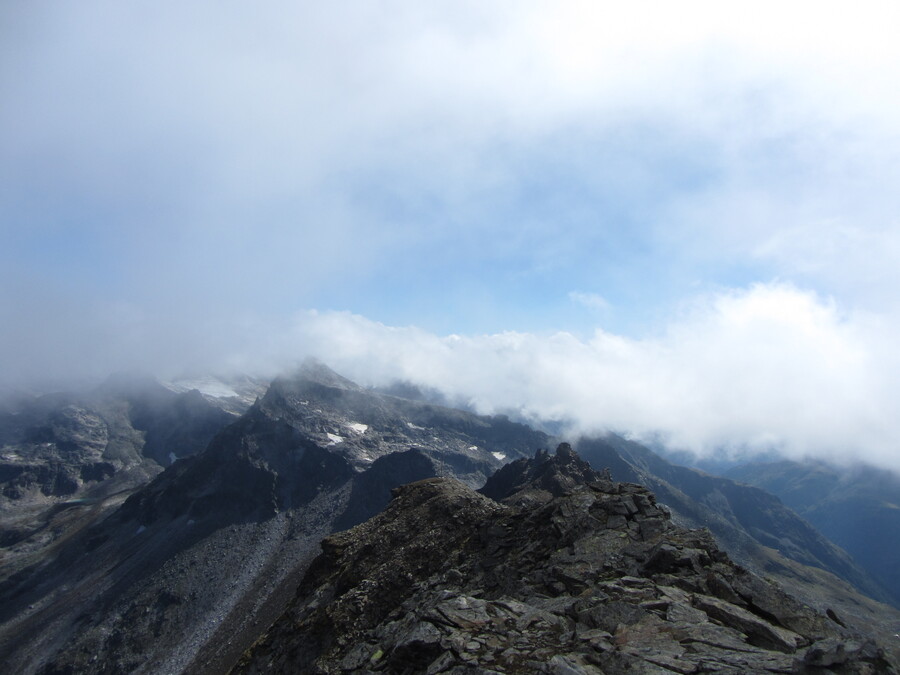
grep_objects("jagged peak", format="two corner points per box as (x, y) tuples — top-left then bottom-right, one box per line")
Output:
(480, 442), (607, 505)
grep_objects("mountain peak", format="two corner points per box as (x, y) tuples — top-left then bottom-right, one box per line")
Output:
(259, 359), (366, 420)
(293, 358), (364, 390)
(479, 441), (606, 505)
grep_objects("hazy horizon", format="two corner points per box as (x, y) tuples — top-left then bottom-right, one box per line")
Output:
(4, 2), (900, 471)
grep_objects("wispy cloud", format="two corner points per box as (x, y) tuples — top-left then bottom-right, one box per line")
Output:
(569, 292), (611, 312)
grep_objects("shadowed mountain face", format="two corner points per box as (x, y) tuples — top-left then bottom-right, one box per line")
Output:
(257, 360), (547, 482)
(0, 375), (242, 591)
(571, 435), (900, 657)
(0, 362), (550, 674)
(574, 435), (890, 603)
(479, 441), (600, 505)
(1, 363), (899, 673)
(726, 459), (900, 608)
(0, 378), (231, 501)
(236, 445), (896, 674)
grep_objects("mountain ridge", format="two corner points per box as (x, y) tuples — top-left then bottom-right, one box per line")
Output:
(236, 444), (895, 673)
(726, 458), (900, 607)
(575, 434), (891, 605)
(0, 364), (550, 673)
(1, 364), (898, 672)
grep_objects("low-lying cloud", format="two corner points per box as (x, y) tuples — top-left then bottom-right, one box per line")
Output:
(287, 283), (900, 472)
(3, 275), (898, 472)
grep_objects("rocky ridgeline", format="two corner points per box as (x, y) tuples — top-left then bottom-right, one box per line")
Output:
(0, 364), (549, 674)
(255, 360), (542, 486)
(0, 376), (239, 505)
(236, 444), (894, 674)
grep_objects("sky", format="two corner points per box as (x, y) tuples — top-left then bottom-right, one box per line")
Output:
(3, 2), (900, 470)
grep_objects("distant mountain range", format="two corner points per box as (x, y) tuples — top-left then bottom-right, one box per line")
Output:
(0, 373), (253, 574)
(0, 362), (544, 673)
(726, 459), (900, 608)
(0, 362), (897, 672)
(574, 435), (900, 653)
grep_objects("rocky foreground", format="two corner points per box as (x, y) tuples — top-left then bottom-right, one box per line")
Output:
(236, 445), (895, 674)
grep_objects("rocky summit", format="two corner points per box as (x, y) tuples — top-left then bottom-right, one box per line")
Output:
(237, 444), (895, 674)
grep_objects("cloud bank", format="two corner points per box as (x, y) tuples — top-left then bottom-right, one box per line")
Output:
(3, 4), (900, 472)
(287, 283), (899, 472)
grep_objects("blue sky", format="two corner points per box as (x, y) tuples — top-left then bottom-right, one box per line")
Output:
(4, 2), (900, 469)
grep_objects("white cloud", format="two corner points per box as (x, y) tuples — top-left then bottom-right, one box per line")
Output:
(3, 4), (899, 301)
(3, 1), (900, 479)
(284, 284), (900, 472)
(569, 292), (610, 312)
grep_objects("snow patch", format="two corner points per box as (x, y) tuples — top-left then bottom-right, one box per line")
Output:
(492, 452), (507, 461)
(468, 445), (478, 451)
(326, 433), (344, 446)
(168, 452), (177, 465)
(346, 422), (368, 434)
(406, 422), (425, 430)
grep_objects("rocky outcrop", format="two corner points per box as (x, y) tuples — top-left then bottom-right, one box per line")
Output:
(0, 364), (549, 674)
(479, 442), (601, 505)
(0, 375), (238, 504)
(256, 359), (545, 484)
(237, 445), (895, 674)
(575, 435), (891, 606)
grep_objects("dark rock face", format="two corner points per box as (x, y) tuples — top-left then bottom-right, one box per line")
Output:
(334, 449), (438, 532)
(236, 445), (895, 674)
(255, 359), (547, 484)
(480, 442), (600, 505)
(0, 363), (550, 674)
(0, 376), (237, 503)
